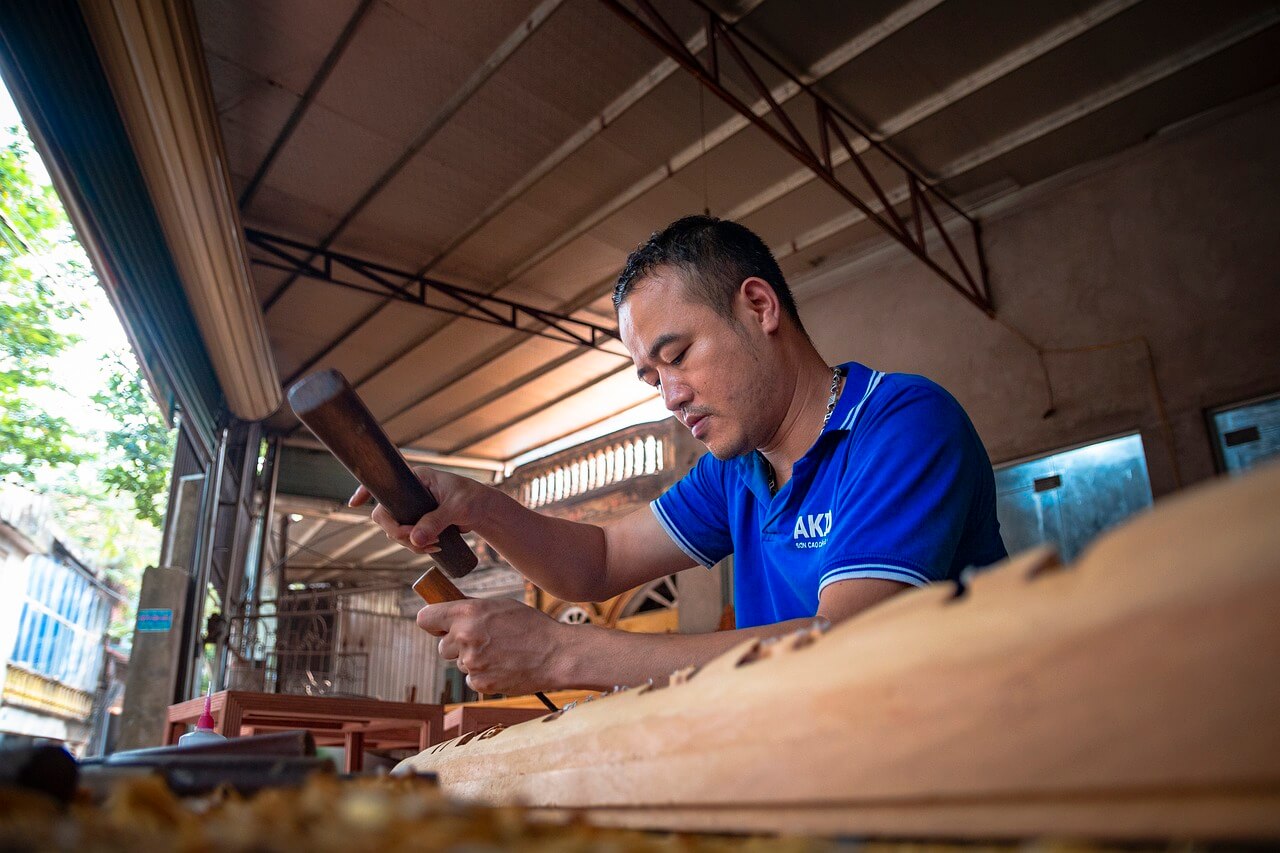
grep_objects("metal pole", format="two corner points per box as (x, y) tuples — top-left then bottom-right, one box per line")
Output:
(178, 426), (228, 702)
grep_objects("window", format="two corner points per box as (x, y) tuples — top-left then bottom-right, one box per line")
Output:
(994, 433), (1153, 563)
(1207, 393), (1280, 475)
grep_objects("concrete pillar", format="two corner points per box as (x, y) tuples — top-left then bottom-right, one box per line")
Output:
(116, 565), (190, 749)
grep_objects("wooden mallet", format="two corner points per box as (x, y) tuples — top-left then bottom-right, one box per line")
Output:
(288, 369), (556, 711)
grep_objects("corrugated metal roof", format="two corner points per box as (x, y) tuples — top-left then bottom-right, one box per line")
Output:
(194, 0), (1280, 461)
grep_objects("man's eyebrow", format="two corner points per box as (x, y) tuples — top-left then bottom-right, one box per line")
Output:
(647, 333), (680, 361)
(635, 333), (680, 381)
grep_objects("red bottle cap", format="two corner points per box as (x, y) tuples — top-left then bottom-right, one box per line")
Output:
(196, 690), (216, 731)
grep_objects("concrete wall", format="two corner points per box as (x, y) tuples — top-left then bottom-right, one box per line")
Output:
(796, 91), (1280, 499)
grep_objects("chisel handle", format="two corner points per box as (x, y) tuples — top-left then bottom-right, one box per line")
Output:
(412, 567), (467, 603)
(287, 369), (478, 579)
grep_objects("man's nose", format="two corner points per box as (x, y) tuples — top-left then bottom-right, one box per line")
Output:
(662, 378), (692, 412)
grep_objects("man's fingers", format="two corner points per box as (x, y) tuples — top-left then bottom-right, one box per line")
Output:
(348, 484), (372, 508)
(416, 601), (465, 636)
(438, 635), (460, 661)
(409, 516), (445, 549)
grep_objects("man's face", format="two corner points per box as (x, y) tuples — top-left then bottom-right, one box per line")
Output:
(618, 267), (776, 459)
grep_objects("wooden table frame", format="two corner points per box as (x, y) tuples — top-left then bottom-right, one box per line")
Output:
(166, 691), (444, 773)
(441, 705), (548, 741)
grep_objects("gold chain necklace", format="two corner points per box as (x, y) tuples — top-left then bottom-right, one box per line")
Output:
(767, 366), (845, 495)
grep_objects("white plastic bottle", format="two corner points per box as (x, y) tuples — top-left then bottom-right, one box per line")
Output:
(178, 687), (227, 747)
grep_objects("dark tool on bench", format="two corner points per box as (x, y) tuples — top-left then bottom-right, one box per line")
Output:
(288, 369), (557, 714)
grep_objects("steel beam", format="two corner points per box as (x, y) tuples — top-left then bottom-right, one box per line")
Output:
(875, 0), (1142, 139)
(442, 362), (632, 455)
(341, 0), (1136, 425)
(326, 1), (934, 406)
(600, 0), (992, 315)
(480, 392), (662, 464)
(936, 8), (1280, 178)
(238, 0), (376, 211)
(387, 347), (627, 445)
(359, 539), (409, 567)
(503, 0), (948, 288)
(259, 0), (567, 313)
(245, 228), (625, 351)
(766, 5), (1280, 264)
(282, 0), (768, 391)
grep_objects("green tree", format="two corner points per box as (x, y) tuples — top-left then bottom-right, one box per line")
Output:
(2, 118), (173, 641)
(0, 135), (87, 478)
(93, 355), (176, 527)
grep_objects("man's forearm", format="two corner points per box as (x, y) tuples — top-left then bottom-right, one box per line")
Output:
(551, 619), (816, 691)
(474, 489), (609, 602)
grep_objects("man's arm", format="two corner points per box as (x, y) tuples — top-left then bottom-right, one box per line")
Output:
(351, 467), (693, 603)
(420, 577), (909, 694)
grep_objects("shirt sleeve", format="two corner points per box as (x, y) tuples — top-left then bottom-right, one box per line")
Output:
(817, 382), (986, 594)
(651, 452), (733, 568)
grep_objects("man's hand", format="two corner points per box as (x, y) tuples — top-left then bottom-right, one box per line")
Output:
(350, 466), (495, 555)
(418, 598), (568, 695)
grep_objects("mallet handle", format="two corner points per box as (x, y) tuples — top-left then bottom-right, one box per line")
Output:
(287, 369), (477, 579)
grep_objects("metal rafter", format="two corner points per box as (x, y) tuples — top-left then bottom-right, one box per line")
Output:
(245, 228), (625, 352)
(301, 2), (942, 435)
(600, 0), (994, 316)
(275, 0), (772, 390)
(439, 362), (632, 454)
(238, 0), (376, 211)
(387, 347), (624, 446)
(285, 0), (1233, 455)
(259, 0), (567, 314)
(498, 0), (946, 288)
(364, 0), (1213, 448)
(508, 393), (661, 461)
(756, 5), (1280, 265)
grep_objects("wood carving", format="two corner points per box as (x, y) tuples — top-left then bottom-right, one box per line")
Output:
(396, 463), (1280, 840)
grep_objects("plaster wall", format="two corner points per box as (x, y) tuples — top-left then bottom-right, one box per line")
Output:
(796, 92), (1280, 499)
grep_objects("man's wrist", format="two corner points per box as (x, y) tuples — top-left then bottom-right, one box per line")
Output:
(548, 622), (607, 691)
(472, 482), (510, 537)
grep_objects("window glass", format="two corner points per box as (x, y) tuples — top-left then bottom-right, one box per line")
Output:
(995, 433), (1153, 562)
(1208, 394), (1280, 475)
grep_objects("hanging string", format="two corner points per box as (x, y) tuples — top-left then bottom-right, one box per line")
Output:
(698, 81), (710, 216)
(994, 313), (1182, 489)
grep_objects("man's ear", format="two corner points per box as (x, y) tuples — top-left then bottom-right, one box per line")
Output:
(737, 277), (782, 334)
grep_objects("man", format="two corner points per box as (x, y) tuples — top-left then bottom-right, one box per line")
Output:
(351, 215), (1006, 696)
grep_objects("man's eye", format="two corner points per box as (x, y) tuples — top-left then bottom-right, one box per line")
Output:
(671, 348), (687, 366)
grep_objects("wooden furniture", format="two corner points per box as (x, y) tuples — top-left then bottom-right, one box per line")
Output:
(442, 705), (549, 741)
(398, 464), (1280, 840)
(166, 691), (443, 773)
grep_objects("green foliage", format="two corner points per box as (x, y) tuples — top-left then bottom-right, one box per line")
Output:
(0, 135), (87, 478)
(93, 357), (176, 527)
(1, 121), (174, 641)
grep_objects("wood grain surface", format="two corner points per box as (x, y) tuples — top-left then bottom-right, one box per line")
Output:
(396, 463), (1280, 840)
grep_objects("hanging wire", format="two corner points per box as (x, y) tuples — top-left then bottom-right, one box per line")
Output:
(993, 312), (1182, 489)
(698, 80), (710, 216)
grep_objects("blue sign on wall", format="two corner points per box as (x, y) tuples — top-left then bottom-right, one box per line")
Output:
(136, 608), (174, 633)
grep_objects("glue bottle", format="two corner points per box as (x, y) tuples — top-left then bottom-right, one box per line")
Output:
(178, 686), (226, 747)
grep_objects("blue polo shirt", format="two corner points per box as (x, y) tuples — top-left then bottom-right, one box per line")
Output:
(651, 362), (1006, 628)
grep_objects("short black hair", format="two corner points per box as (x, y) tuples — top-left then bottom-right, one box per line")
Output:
(613, 215), (803, 329)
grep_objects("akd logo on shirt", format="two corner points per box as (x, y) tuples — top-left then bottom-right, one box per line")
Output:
(793, 511), (832, 549)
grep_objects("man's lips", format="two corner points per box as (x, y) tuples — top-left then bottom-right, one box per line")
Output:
(684, 413), (709, 439)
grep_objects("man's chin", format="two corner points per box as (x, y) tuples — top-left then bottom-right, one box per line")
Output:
(703, 434), (750, 461)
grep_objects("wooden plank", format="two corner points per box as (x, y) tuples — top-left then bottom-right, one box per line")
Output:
(397, 464), (1280, 840)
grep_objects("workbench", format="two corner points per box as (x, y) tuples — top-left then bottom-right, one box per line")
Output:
(166, 691), (443, 772)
